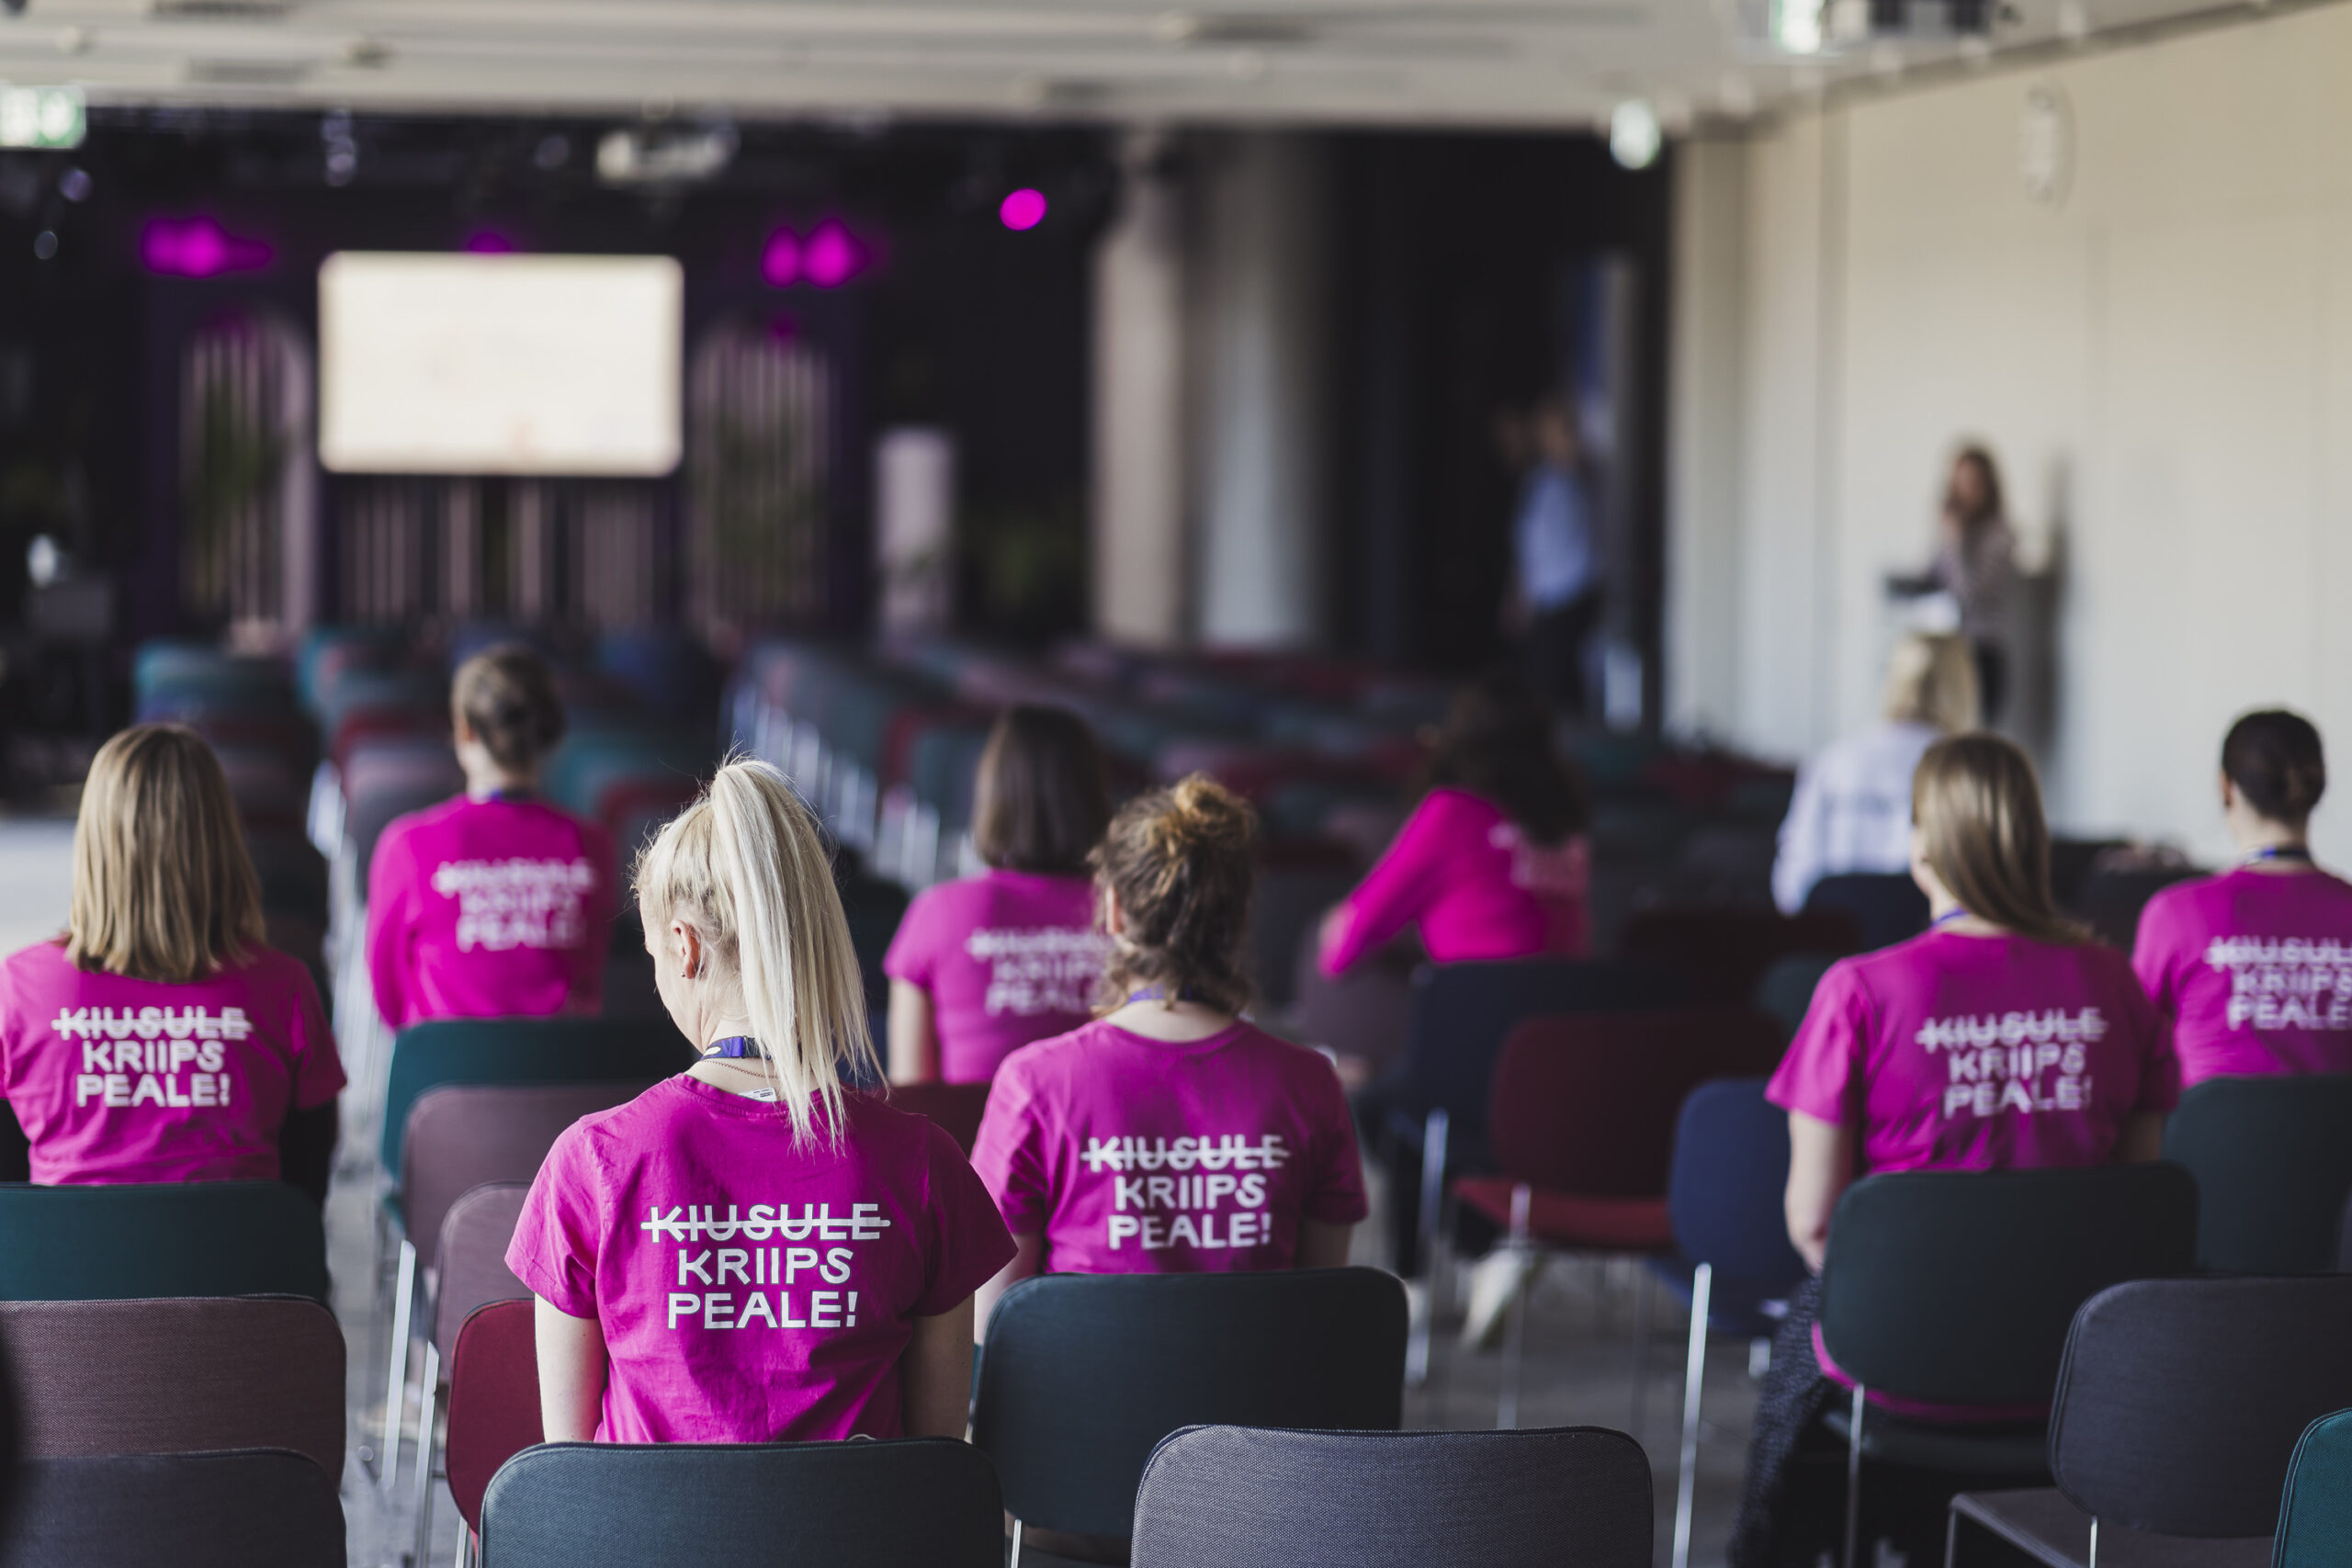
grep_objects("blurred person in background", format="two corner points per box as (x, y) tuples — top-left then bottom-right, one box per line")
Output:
(1772, 632), (1981, 914)
(1890, 444), (2017, 724)
(1502, 396), (1601, 717)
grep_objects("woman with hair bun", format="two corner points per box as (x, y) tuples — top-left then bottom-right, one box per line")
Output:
(507, 760), (1012, 1444)
(971, 776), (1368, 1327)
(366, 644), (615, 1029)
(2134, 709), (2352, 1086)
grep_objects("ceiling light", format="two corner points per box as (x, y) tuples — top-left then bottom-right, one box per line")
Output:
(1609, 100), (1662, 170)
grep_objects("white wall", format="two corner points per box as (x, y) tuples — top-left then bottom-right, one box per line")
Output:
(1092, 135), (1191, 648)
(1670, 6), (2352, 864)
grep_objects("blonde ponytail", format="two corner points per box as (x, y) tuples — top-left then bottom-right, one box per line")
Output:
(636, 759), (874, 1148)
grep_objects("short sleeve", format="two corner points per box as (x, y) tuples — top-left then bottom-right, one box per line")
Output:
(1321, 794), (1462, 976)
(1301, 1057), (1370, 1226)
(911, 1122), (1017, 1316)
(968, 1058), (1055, 1236)
(2110, 954), (2181, 1118)
(1768, 959), (1872, 1127)
(283, 958), (347, 1111)
(2129, 888), (2186, 1019)
(364, 820), (416, 1032)
(881, 887), (944, 988)
(505, 1122), (605, 1319)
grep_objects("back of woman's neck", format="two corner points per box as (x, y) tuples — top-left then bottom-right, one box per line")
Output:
(1102, 998), (1237, 1043)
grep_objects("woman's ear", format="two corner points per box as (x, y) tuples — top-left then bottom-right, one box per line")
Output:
(2219, 771), (2239, 814)
(669, 919), (704, 981)
(1101, 887), (1126, 937)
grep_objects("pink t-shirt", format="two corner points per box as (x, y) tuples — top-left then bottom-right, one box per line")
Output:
(505, 1076), (1013, 1445)
(366, 795), (615, 1032)
(970, 1018), (1370, 1274)
(2132, 866), (2352, 1086)
(882, 869), (1109, 1083)
(0, 940), (345, 1186)
(1319, 788), (1590, 976)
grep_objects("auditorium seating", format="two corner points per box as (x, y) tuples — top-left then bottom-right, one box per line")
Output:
(445, 1297), (542, 1565)
(2163, 1074), (2352, 1273)
(0, 1182), (330, 1305)
(6, 1450), (345, 1568)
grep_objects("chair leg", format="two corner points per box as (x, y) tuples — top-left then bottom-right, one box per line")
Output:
(1009, 1517), (1023, 1568)
(411, 1340), (442, 1568)
(1406, 1109), (1450, 1386)
(457, 1525), (474, 1568)
(1497, 1182), (1532, 1431)
(1842, 1383), (1866, 1568)
(1629, 1264), (1655, 1438)
(1671, 1262), (1712, 1568)
(380, 1238), (416, 1496)
(2087, 1517), (2098, 1568)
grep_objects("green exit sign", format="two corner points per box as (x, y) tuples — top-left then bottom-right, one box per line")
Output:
(0, 85), (85, 150)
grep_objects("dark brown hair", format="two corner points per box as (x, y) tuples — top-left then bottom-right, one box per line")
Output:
(71, 724), (268, 983)
(1423, 669), (1589, 847)
(974, 705), (1111, 877)
(1950, 444), (2007, 528)
(1091, 774), (1256, 1014)
(2222, 709), (2326, 828)
(452, 643), (566, 773)
(1912, 734), (2086, 946)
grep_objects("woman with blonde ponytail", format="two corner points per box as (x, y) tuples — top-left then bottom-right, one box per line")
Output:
(506, 760), (1012, 1445)
(971, 775), (1368, 1336)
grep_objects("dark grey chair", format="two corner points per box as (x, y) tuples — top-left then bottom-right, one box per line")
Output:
(1947, 1277), (2352, 1568)
(976, 1268), (1408, 1558)
(1129, 1425), (1653, 1568)
(0, 1449), (344, 1568)
(479, 1438), (1001, 1568)
(2162, 1074), (2352, 1273)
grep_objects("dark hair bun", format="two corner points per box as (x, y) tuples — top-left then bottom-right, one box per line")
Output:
(2222, 709), (2326, 826)
(453, 644), (568, 773)
(1091, 773), (1258, 1014)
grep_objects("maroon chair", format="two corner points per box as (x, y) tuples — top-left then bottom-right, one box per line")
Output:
(1617, 907), (1860, 1010)
(1452, 1008), (1787, 1427)
(885, 1080), (992, 1157)
(446, 1298), (543, 1566)
(413, 1182), (535, 1564)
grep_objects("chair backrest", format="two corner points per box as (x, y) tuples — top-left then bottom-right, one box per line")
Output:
(2, 1450), (343, 1568)
(446, 1299), (541, 1536)
(2163, 1075), (2352, 1274)
(0, 1297), (344, 1479)
(0, 1182), (329, 1305)
(402, 1080), (657, 1261)
(2048, 1277), (2352, 1539)
(974, 1268), (1408, 1540)
(1130, 1424), (1653, 1568)
(1402, 958), (1687, 1145)
(379, 1019), (691, 1179)
(879, 1081), (990, 1157)
(1802, 873), (1929, 950)
(1617, 907), (1859, 1010)
(1668, 1078), (1807, 1292)
(481, 1438), (1002, 1568)
(435, 1183), (531, 1349)
(2275, 1409), (2352, 1568)
(1819, 1163), (2199, 1406)
(1487, 1010), (1786, 1199)
(1754, 952), (1840, 1040)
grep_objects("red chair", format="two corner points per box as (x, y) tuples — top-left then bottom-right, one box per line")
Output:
(445, 1298), (543, 1568)
(886, 1080), (992, 1157)
(1451, 1008), (1786, 1427)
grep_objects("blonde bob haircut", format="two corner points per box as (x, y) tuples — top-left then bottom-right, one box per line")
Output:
(1883, 633), (1981, 734)
(69, 724), (268, 984)
(634, 758), (873, 1148)
(1911, 734), (2086, 947)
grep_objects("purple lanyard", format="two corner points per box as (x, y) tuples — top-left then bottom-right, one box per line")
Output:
(703, 1036), (765, 1059)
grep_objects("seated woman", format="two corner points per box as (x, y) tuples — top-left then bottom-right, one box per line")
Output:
(366, 644), (614, 1030)
(2134, 708), (2352, 1086)
(0, 725), (345, 1199)
(1734, 734), (2175, 1568)
(883, 705), (1112, 1084)
(972, 776), (1367, 1325)
(1772, 632), (1979, 914)
(507, 760), (1012, 1444)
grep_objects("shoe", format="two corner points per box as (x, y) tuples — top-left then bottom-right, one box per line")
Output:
(1460, 1247), (1539, 1350)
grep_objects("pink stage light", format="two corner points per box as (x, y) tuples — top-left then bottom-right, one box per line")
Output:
(999, 188), (1047, 231)
(801, 220), (859, 288)
(463, 231), (518, 254)
(141, 217), (273, 277)
(762, 229), (802, 286)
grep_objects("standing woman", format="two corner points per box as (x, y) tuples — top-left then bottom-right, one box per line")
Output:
(972, 777), (1367, 1323)
(1893, 446), (2018, 724)
(507, 760), (1012, 1444)
(2135, 709), (2352, 1085)
(366, 644), (615, 1030)
(0, 725), (345, 1198)
(1733, 735), (2176, 1567)
(883, 705), (1112, 1084)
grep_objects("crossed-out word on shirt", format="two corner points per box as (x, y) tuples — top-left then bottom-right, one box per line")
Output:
(641, 1201), (891, 1333)
(431, 857), (599, 953)
(1915, 1009), (2103, 1121)
(2203, 937), (2352, 1032)
(56, 1006), (247, 1109)
(963, 926), (1109, 1018)
(1081, 1134), (1290, 1251)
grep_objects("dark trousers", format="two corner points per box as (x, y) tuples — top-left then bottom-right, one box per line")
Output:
(1973, 641), (2007, 727)
(1523, 591), (1602, 717)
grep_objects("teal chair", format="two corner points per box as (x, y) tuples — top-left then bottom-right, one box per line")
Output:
(2163, 1074), (2352, 1273)
(2277, 1409), (2352, 1568)
(1755, 951), (1842, 1041)
(0, 1181), (328, 1304)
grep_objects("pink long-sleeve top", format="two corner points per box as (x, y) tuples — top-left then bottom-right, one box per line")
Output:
(1317, 787), (1590, 976)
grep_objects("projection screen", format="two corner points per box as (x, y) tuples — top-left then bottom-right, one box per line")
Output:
(318, 252), (684, 476)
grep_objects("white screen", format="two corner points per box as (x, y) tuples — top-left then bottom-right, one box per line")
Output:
(318, 252), (684, 476)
